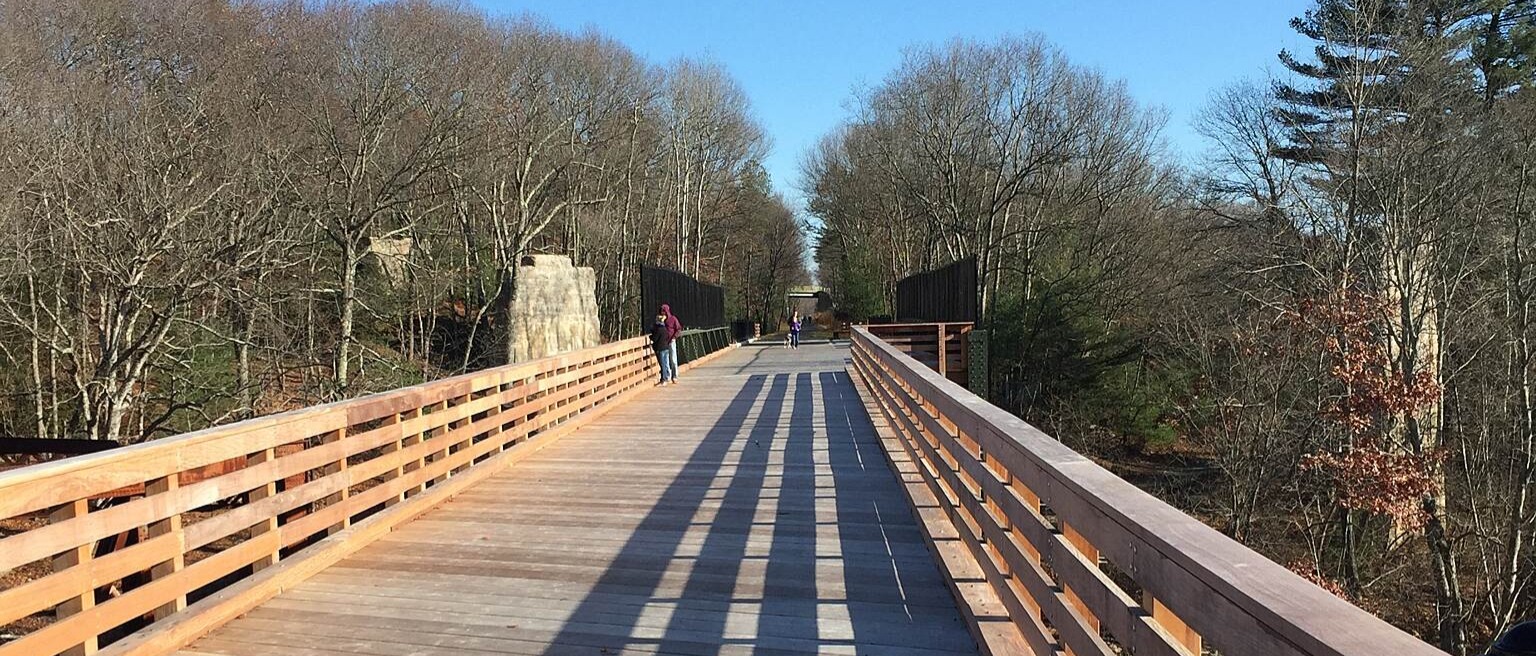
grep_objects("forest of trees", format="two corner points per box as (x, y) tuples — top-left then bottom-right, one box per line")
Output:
(804, 1), (1536, 652)
(0, 0), (808, 445)
(6, 0), (1536, 651)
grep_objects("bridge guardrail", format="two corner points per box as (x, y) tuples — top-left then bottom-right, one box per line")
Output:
(675, 326), (732, 366)
(0, 335), (736, 656)
(850, 325), (1446, 656)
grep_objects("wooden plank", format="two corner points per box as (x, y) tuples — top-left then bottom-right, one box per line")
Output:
(145, 474), (187, 621)
(247, 447), (281, 571)
(0, 337), (663, 655)
(50, 498), (98, 656)
(135, 345), (974, 656)
(848, 362), (1033, 656)
(852, 327), (1455, 656)
(93, 344), (722, 656)
(0, 337), (651, 519)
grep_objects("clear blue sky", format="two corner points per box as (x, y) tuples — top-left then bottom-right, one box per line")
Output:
(470, 0), (1312, 211)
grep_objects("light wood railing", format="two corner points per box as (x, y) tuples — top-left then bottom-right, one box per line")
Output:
(0, 336), (732, 656)
(850, 325), (1445, 656)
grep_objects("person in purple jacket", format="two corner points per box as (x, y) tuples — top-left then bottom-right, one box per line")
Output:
(660, 304), (682, 383)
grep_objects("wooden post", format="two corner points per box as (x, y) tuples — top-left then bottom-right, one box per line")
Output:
(937, 324), (948, 378)
(450, 393), (472, 475)
(1005, 475), (1045, 621)
(319, 427), (349, 534)
(1061, 522), (1101, 636)
(400, 407), (424, 499)
(145, 474), (187, 620)
(49, 499), (98, 656)
(1146, 593), (1201, 655)
(429, 400), (451, 486)
(958, 324), (971, 385)
(248, 447), (281, 570)
(378, 413), (404, 507)
(489, 384), (510, 453)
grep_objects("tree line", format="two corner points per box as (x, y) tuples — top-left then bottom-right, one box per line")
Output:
(804, 1), (1536, 652)
(0, 0), (808, 445)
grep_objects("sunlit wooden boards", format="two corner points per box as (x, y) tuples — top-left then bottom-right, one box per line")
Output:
(171, 345), (979, 656)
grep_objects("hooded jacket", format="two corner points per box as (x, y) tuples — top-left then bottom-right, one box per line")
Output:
(649, 318), (671, 352)
(660, 304), (682, 342)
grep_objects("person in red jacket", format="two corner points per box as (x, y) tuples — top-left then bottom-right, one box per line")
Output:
(660, 304), (682, 383)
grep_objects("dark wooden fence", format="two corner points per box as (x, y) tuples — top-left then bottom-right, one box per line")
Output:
(895, 257), (977, 323)
(640, 265), (725, 329)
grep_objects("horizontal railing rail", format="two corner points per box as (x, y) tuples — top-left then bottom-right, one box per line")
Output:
(850, 325), (1445, 656)
(0, 335), (735, 656)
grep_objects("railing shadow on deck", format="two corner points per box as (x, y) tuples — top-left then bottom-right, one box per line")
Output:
(540, 359), (971, 655)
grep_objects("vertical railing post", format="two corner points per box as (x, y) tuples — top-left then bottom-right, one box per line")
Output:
(319, 427), (349, 534)
(1060, 522), (1102, 646)
(1146, 593), (1202, 655)
(1010, 476), (1045, 620)
(145, 474), (187, 620)
(378, 412), (404, 507)
(488, 383), (509, 452)
(400, 407), (424, 499)
(449, 393), (472, 475)
(937, 324), (948, 378)
(49, 499), (97, 656)
(248, 447), (281, 569)
(428, 400), (450, 486)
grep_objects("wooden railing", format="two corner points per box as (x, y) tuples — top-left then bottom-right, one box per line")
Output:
(849, 325), (1445, 656)
(865, 322), (972, 387)
(0, 336), (733, 656)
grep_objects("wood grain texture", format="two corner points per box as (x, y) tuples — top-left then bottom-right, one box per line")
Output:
(1, 337), (671, 656)
(850, 325), (1448, 656)
(170, 344), (978, 656)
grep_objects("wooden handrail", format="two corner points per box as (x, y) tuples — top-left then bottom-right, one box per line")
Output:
(850, 325), (1446, 656)
(0, 335), (732, 656)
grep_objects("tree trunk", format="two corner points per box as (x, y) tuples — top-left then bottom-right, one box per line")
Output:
(337, 238), (358, 391)
(1425, 502), (1467, 654)
(26, 275), (47, 438)
(236, 306), (254, 419)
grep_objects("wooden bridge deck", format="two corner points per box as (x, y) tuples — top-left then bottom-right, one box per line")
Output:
(173, 345), (977, 656)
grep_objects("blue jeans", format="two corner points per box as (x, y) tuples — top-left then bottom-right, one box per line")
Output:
(656, 346), (676, 382)
(669, 341), (680, 374)
(789, 331), (800, 348)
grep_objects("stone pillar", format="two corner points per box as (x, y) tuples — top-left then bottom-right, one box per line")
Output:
(509, 255), (601, 362)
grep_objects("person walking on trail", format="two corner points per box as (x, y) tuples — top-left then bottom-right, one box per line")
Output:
(650, 313), (676, 385)
(660, 304), (682, 383)
(788, 311), (802, 349)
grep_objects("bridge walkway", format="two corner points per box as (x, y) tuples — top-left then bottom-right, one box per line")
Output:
(173, 345), (977, 656)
